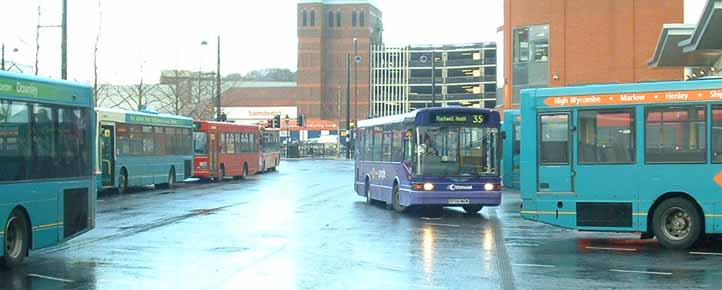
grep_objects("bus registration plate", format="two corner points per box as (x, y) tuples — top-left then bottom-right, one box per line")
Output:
(448, 199), (470, 205)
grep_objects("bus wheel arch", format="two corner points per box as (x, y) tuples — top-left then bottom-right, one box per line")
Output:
(2, 206), (32, 266)
(648, 192), (704, 249)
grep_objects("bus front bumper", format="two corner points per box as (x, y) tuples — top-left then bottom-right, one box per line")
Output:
(403, 189), (502, 206)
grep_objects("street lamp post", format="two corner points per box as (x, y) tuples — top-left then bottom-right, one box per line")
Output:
(420, 51), (438, 107)
(215, 36), (221, 122)
(61, 0), (68, 79)
(346, 53), (351, 160)
(431, 50), (436, 107)
(201, 36), (222, 122)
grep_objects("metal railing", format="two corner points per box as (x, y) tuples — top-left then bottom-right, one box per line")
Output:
(282, 143), (343, 159)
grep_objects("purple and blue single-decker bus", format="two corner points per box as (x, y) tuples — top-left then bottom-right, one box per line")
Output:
(354, 107), (502, 213)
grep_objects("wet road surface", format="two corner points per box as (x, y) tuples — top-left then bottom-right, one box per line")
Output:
(3, 159), (722, 289)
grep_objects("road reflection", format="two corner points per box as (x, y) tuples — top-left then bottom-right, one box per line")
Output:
(0, 259), (97, 290)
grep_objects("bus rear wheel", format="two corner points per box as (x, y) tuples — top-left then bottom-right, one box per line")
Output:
(652, 197), (702, 249)
(118, 169), (129, 194)
(242, 164), (248, 179)
(463, 205), (483, 214)
(167, 168), (176, 189)
(365, 179), (372, 205)
(2, 210), (29, 267)
(391, 185), (406, 212)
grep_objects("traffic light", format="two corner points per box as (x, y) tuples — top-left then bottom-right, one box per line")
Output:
(273, 115), (281, 128)
(296, 114), (305, 128)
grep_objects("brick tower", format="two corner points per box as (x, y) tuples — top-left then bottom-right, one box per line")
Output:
(297, 0), (383, 123)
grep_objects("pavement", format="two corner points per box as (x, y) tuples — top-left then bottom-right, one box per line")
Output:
(2, 159), (722, 290)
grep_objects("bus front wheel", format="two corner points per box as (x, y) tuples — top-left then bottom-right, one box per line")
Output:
(463, 205), (483, 214)
(2, 210), (29, 267)
(652, 197), (702, 249)
(391, 185), (406, 212)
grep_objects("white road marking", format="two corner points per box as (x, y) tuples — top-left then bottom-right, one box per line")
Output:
(610, 269), (672, 276)
(690, 251), (722, 256)
(420, 217), (442, 221)
(27, 273), (76, 283)
(423, 223), (460, 227)
(585, 246), (637, 252)
(511, 263), (556, 268)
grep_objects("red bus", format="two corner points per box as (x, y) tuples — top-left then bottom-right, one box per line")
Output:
(259, 128), (281, 172)
(193, 121), (260, 180)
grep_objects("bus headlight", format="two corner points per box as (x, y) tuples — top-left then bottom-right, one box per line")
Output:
(423, 183), (435, 191)
(484, 183), (495, 191)
(198, 162), (208, 170)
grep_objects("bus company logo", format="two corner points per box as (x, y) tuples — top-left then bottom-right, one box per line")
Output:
(370, 168), (386, 180)
(447, 184), (473, 191)
(15, 82), (39, 97)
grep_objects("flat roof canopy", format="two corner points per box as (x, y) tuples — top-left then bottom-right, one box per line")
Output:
(649, 0), (722, 68)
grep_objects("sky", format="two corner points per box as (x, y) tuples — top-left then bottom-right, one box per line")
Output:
(0, 0), (709, 85)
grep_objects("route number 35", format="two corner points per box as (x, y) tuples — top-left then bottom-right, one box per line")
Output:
(472, 115), (486, 124)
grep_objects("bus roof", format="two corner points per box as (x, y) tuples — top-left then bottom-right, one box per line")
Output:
(524, 79), (722, 109)
(96, 107), (194, 127)
(0, 70), (93, 106)
(358, 107), (500, 128)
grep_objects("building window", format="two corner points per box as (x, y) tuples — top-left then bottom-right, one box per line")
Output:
(645, 106), (706, 163)
(328, 11), (334, 27)
(539, 114), (569, 165)
(302, 11), (308, 26)
(513, 25), (549, 63)
(352, 11), (357, 27)
(310, 10), (316, 26)
(360, 11), (365, 26)
(336, 11), (342, 27)
(531, 25), (549, 62)
(579, 109), (635, 164)
(513, 27), (530, 63)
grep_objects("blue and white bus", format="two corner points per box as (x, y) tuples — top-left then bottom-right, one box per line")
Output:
(520, 79), (722, 249)
(354, 107), (502, 213)
(97, 108), (194, 193)
(0, 71), (96, 266)
(501, 109), (521, 189)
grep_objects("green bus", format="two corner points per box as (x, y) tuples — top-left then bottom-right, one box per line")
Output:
(0, 71), (96, 266)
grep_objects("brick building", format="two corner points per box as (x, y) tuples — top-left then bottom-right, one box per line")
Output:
(297, 0), (383, 121)
(497, 0), (685, 111)
(223, 0), (382, 126)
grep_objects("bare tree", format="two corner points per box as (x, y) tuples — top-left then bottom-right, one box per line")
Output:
(158, 69), (215, 119)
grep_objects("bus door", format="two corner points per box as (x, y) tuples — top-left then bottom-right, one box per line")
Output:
(209, 132), (219, 176)
(100, 124), (115, 187)
(537, 113), (574, 193)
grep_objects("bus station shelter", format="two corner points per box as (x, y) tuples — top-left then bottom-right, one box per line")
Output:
(649, 0), (722, 75)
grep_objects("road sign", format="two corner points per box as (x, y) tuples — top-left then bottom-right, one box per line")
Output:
(354, 55), (362, 64)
